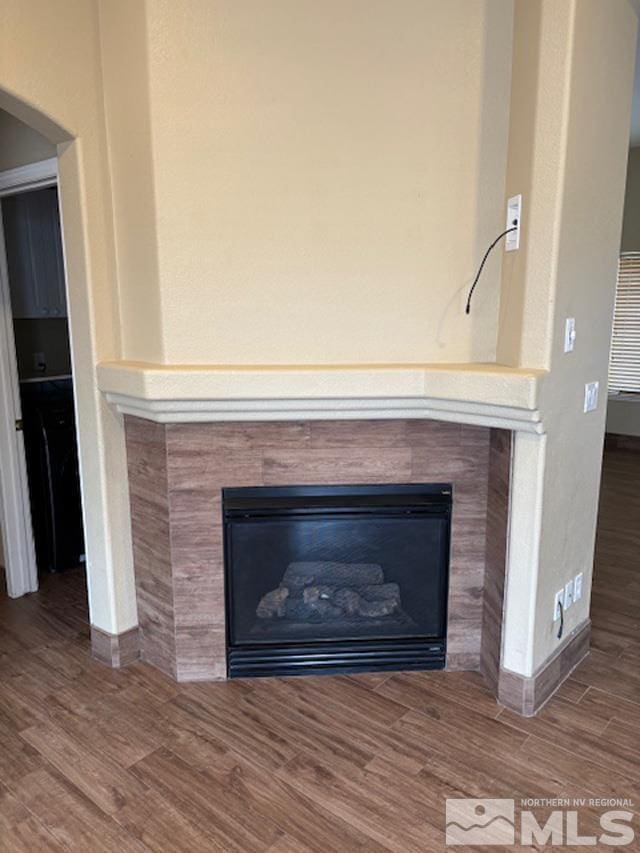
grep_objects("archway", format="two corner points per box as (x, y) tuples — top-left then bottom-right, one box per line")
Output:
(0, 66), (136, 653)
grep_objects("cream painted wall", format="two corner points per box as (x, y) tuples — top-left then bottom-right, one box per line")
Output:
(97, 0), (163, 364)
(500, 0), (636, 675)
(107, 0), (514, 366)
(0, 0), (136, 633)
(496, 0), (567, 370)
(0, 109), (55, 171)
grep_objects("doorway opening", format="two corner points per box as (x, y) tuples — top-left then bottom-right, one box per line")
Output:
(605, 42), (640, 448)
(0, 116), (85, 601)
(591, 32), (640, 672)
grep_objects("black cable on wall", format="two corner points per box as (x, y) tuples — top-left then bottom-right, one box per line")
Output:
(465, 223), (518, 314)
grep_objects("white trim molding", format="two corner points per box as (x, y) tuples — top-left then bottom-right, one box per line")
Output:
(0, 158), (57, 198)
(105, 391), (544, 432)
(0, 195), (38, 596)
(98, 360), (546, 432)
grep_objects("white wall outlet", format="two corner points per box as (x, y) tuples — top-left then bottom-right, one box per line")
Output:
(574, 572), (583, 602)
(505, 194), (522, 251)
(584, 381), (599, 413)
(564, 578), (574, 610)
(554, 589), (565, 621)
(564, 318), (576, 353)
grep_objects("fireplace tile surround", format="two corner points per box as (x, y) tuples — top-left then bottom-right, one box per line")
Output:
(124, 417), (512, 687)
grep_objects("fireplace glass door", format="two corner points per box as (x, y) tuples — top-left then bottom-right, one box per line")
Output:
(223, 484), (451, 677)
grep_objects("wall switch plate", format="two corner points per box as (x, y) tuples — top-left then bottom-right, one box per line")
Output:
(505, 194), (522, 251)
(584, 381), (599, 413)
(564, 318), (576, 353)
(554, 589), (565, 621)
(564, 578), (574, 610)
(574, 572), (583, 602)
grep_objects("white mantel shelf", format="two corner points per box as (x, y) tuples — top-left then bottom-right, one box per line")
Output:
(97, 360), (547, 433)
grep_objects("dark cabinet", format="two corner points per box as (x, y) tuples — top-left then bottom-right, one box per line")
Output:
(2, 187), (67, 319)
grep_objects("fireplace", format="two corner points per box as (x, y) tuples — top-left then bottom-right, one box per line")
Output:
(223, 483), (451, 678)
(123, 418), (511, 686)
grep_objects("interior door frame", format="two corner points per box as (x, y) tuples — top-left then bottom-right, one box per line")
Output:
(0, 157), (57, 597)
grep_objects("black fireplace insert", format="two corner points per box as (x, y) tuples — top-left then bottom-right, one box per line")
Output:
(223, 483), (451, 678)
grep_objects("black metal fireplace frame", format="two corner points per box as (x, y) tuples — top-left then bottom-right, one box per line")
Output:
(223, 483), (452, 678)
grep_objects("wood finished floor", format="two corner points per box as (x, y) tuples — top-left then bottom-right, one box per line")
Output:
(0, 446), (638, 852)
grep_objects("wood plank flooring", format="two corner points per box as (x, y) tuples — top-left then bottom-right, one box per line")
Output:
(0, 444), (638, 851)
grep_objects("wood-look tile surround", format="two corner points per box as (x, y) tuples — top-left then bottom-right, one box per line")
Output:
(480, 429), (512, 690)
(124, 417), (511, 684)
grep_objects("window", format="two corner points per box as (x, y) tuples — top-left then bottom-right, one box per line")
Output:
(609, 253), (640, 394)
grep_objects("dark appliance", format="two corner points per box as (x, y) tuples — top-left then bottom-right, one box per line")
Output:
(20, 379), (84, 574)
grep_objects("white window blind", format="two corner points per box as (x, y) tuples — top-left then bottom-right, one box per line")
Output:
(609, 253), (640, 394)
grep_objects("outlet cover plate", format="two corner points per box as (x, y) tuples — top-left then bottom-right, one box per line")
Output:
(584, 381), (599, 413)
(574, 572), (583, 602)
(554, 589), (564, 621)
(564, 579), (574, 609)
(505, 194), (522, 251)
(564, 318), (576, 353)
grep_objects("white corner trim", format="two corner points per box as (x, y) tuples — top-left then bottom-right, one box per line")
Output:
(0, 158), (58, 198)
(105, 390), (544, 432)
